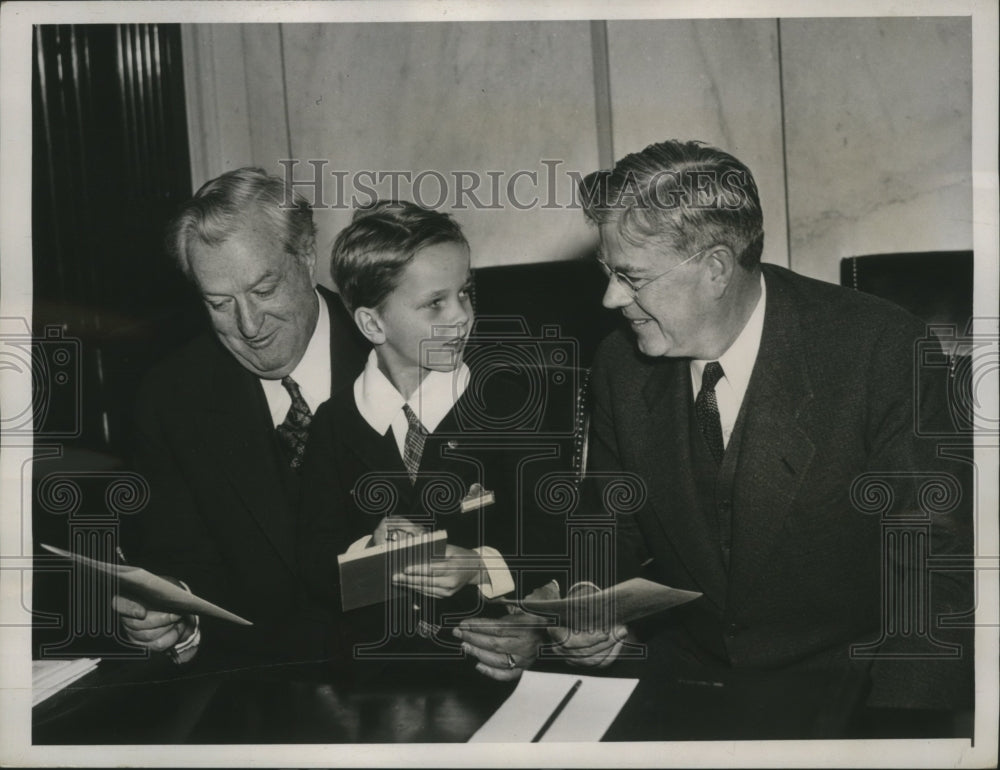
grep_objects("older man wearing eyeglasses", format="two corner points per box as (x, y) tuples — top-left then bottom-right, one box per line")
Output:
(545, 139), (972, 713)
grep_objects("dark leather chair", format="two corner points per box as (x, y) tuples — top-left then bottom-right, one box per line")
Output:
(840, 251), (974, 354)
(840, 250), (976, 435)
(469, 259), (620, 480)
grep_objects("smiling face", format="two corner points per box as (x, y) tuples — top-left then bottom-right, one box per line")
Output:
(187, 220), (319, 379)
(360, 241), (473, 398)
(598, 224), (720, 359)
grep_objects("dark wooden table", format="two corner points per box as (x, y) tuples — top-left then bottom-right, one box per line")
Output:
(32, 649), (968, 744)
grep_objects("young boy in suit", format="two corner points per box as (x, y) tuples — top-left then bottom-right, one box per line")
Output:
(298, 201), (559, 673)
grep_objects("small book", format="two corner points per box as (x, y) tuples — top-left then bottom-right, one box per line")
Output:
(497, 577), (701, 628)
(337, 529), (448, 612)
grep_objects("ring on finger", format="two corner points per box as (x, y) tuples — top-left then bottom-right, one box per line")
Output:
(506, 652), (517, 670)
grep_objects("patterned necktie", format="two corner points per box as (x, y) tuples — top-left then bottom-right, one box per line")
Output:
(402, 404), (427, 483)
(696, 361), (726, 465)
(275, 375), (312, 471)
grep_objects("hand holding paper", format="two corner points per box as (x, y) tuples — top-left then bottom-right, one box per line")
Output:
(40, 543), (252, 625)
(112, 592), (196, 653)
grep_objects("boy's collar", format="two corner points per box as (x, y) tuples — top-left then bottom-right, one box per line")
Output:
(354, 349), (471, 436)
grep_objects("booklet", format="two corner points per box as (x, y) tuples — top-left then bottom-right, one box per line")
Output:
(40, 543), (252, 625)
(337, 529), (448, 612)
(497, 577), (701, 628)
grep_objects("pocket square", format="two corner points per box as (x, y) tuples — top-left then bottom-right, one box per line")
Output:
(460, 482), (495, 513)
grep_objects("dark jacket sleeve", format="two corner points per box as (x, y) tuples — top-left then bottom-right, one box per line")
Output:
(860, 314), (974, 709)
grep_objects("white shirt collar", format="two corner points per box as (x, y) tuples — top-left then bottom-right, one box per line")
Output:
(260, 290), (330, 425)
(354, 349), (471, 436)
(691, 272), (766, 405)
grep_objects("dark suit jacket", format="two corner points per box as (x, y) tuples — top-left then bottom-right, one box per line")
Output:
(298, 366), (564, 656)
(587, 264), (973, 709)
(126, 286), (369, 665)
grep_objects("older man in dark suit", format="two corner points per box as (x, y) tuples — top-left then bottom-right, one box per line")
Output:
(548, 140), (972, 711)
(112, 167), (368, 666)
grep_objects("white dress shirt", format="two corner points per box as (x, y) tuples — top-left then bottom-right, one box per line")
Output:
(350, 350), (514, 598)
(690, 273), (766, 447)
(260, 290), (331, 425)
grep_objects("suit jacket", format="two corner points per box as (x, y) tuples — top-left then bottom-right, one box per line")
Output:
(298, 366), (564, 656)
(126, 286), (370, 665)
(587, 264), (972, 709)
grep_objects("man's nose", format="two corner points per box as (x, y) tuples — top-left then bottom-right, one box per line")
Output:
(235, 298), (264, 337)
(602, 277), (633, 310)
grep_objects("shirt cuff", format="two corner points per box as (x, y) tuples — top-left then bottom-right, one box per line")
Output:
(473, 546), (515, 598)
(166, 580), (200, 665)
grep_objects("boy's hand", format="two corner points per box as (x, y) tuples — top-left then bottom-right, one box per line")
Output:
(392, 544), (484, 597)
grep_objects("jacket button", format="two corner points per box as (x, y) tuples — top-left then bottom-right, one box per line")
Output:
(725, 623), (739, 638)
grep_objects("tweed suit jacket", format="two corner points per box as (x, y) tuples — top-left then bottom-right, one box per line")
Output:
(127, 286), (370, 664)
(587, 264), (972, 709)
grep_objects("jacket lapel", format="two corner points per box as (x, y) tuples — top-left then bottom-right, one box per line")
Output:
(726, 268), (816, 609)
(334, 398), (418, 520)
(202, 344), (297, 571)
(637, 359), (729, 611)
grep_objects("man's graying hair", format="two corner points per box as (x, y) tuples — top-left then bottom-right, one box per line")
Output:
(167, 167), (317, 278)
(580, 140), (765, 268)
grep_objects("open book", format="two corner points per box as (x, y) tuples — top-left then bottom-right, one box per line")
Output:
(497, 577), (701, 628)
(337, 529), (448, 612)
(40, 543), (252, 625)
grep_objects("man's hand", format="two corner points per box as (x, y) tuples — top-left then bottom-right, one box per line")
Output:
(371, 516), (427, 546)
(547, 623), (630, 667)
(112, 594), (196, 652)
(392, 544), (484, 598)
(454, 612), (548, 681)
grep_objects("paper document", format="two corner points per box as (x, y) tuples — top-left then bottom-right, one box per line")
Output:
(32, 658), (100, 706)
(498, 577), (701, 628)
(40, 543), (252, 625)
(469, 671), (638, 742)
(338, 529), (448, 611)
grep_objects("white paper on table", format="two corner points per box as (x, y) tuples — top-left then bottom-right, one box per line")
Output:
(469, 670), (638, 743)
(32, 658), (100, 706)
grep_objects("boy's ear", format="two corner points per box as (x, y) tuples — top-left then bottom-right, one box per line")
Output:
(354, 306), (386, 345)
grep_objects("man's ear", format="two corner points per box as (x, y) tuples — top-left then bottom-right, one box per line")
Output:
(354, 306), (386, 345)
(704, 245), (736, 297)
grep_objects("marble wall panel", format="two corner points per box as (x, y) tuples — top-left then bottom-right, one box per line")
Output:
(782, 17), (972, 285)
(605, 19), (789, 267)
(278, 21), (600, 279)
(181, 24), (253, 186)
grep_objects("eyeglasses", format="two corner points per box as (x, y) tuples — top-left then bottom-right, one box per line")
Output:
(596, 247), (708, 300)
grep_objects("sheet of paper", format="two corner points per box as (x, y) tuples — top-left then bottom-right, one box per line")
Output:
(498, 577), (701, 628)
(40, 544), (252, 625)
(469, 671), (638, 743)
(32, 658), (100, 706)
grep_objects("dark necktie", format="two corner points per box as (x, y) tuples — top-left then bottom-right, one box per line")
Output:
(402, 404), (427, 483)
(275, 375), (312, 471)
(696, 361), (726, 465)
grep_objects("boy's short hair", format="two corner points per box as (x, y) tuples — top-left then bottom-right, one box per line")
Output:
(331, 200), (469, 311)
